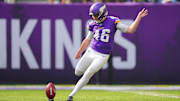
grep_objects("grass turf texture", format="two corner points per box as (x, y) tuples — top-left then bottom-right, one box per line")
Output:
(0, 90), (180, 101)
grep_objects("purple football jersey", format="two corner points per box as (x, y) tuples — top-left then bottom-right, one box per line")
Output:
(88, 16), (120, 54)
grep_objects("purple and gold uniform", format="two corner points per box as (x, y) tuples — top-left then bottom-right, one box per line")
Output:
(68, 3), (129, 100)
(87, 16), (128, 54)
(68, 2), (147, 100)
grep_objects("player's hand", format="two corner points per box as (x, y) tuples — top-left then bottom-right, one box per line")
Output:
(138, 8), (148, 19)
(74, 52), (81, 59)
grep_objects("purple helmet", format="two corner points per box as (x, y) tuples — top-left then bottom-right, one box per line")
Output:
(89, 2), (108, 22)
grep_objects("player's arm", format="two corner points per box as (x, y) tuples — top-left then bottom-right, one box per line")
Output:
(126, 8), (148, 34)
(74, 31), (93, 59)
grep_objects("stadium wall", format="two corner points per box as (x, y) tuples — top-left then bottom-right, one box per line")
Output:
(0, 3), (180, 84)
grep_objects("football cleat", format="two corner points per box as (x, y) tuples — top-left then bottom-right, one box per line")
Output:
(67, 96), (73, 101)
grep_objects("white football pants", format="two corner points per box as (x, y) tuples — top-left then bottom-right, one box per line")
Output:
(69, 47), (109, 97)
(75, 47), (110, 76)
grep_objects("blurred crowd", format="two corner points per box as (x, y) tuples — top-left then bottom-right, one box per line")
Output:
(0, 0), (179, 4)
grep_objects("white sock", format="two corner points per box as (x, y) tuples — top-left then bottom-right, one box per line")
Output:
(69, 71), (94, 97)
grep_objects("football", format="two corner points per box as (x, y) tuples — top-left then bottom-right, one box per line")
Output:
(45, 82), (56, 100)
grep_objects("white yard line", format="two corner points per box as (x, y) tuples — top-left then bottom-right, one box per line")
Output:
(124, 91), (180, 99)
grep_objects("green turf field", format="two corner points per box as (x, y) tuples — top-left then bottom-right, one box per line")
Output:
(0, 90), (180, 101)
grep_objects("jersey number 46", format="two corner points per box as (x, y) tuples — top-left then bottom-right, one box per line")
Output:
(94, 29), (110, 42)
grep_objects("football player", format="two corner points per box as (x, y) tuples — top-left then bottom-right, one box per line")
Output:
(67, 2), (148, 101)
